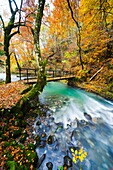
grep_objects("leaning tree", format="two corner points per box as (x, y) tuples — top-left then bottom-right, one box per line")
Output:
(32, 0), (46, 91)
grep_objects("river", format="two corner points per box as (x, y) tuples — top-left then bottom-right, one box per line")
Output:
(0, 73), (24, 82)
(34, 82), (113, 170)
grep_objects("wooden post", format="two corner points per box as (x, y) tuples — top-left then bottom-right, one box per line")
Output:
(19, 68), (21, 80)
(27, 69), (28, 82)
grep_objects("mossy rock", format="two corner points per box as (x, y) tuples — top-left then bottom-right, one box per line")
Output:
(35, 135), (41, 146)
(25, 150), (37, 163)
(3, 141), (10, 148)
(19, 133), (28, 143)
(27, 143), (36, 150)
(6, 152), (13, 160)
(6, 160), (17, 170)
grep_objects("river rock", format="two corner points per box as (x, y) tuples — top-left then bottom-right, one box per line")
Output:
(35, 135), (41, 146)
(39, 140), (46, 148)
(71, 129), (81, 141)
(36, 120), (41, 126)
(64, 155), (72, 167)
(47, 135), (55, 144)
(79, 119), (87, 126)
(84, 112), (92, 121)
(37, 154), (46, 168)
(46, 162), (53, 170)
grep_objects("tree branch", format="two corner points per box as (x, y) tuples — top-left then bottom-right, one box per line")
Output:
(18, 0), (23, 33)
(47, 52), (56, 61)
(90, 66), (103, 81)
(66, 0), (79, 28)
(9, 30), (19, 39)
(12, 0), (18, 10)
(0, 15), (5, 29)
(8, 0), (14, 14)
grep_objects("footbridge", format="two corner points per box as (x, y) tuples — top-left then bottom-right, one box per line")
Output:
(16, 68), (75, 84)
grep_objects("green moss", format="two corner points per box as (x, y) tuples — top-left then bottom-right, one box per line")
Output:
(6, 161), (17, 170)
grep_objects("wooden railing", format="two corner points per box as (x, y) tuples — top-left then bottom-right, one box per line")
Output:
(16, 68), (37, 81)
(16, 67), (74, 82)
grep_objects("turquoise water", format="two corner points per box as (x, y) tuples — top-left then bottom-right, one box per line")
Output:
(36, 82), (113, 170)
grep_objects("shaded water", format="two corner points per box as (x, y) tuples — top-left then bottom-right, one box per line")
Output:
(35, 82), (113, 170)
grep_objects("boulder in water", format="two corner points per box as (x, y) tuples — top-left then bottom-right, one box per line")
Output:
(84, 112), (92, 121)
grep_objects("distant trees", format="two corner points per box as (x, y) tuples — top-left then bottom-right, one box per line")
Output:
(80, 0), (113, 65)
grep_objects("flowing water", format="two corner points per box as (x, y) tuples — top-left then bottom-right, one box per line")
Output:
(35, 82), (113, 170)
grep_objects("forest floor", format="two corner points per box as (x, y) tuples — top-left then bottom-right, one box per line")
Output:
(0, 81), (38, 169)
(0, 81), (29, 109)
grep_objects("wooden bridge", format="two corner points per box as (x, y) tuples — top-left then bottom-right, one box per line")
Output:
(16, 68), (75, 84)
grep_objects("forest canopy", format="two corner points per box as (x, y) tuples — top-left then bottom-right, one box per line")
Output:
(0, 0), (113, 83)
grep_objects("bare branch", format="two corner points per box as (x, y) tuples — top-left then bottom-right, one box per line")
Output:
(47, 52), (56, 61)
(12, 0), (18, 10)
(9, 30), (19, 39)
(0, 15), (5, 29)
(66, 0), (79, 28)
(18, 0), (24, 32)
(90, 67), (103, 81)
(8, 0), (14, 14)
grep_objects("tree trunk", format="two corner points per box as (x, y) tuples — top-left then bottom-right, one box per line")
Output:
(77, 28), (84, 70)
(32, 0), (46, 92)
(4, 32), (11, 83)
(66, 0), (84, 70)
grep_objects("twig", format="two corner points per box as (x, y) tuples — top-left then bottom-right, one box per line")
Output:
(90, 66), (103, 81)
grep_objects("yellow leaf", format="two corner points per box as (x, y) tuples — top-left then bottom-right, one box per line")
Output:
(73, 157), (77, 164)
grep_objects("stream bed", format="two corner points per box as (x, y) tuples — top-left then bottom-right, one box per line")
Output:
(34, 82), (113, 170)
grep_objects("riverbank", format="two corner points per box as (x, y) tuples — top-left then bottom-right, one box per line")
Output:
(76, 80), (113, 101)
(68, 58), (113, 101)
(68, 80), (113, 101)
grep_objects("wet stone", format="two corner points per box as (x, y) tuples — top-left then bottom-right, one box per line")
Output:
(79, 119), (87, 126)
(36, 120), (41, 126)
(46, 162), (53, 170)
(84, 112), (92, 121)
(71, 129), (81, 140)
(35, 135), (41, 146)
(41, 133), (47, 138)
(39, 140), (46, 148)
(47, 135), (55, 145)
(64, 155), (72, 167)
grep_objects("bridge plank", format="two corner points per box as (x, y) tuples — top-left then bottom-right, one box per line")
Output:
(22, 75), (75, 84)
